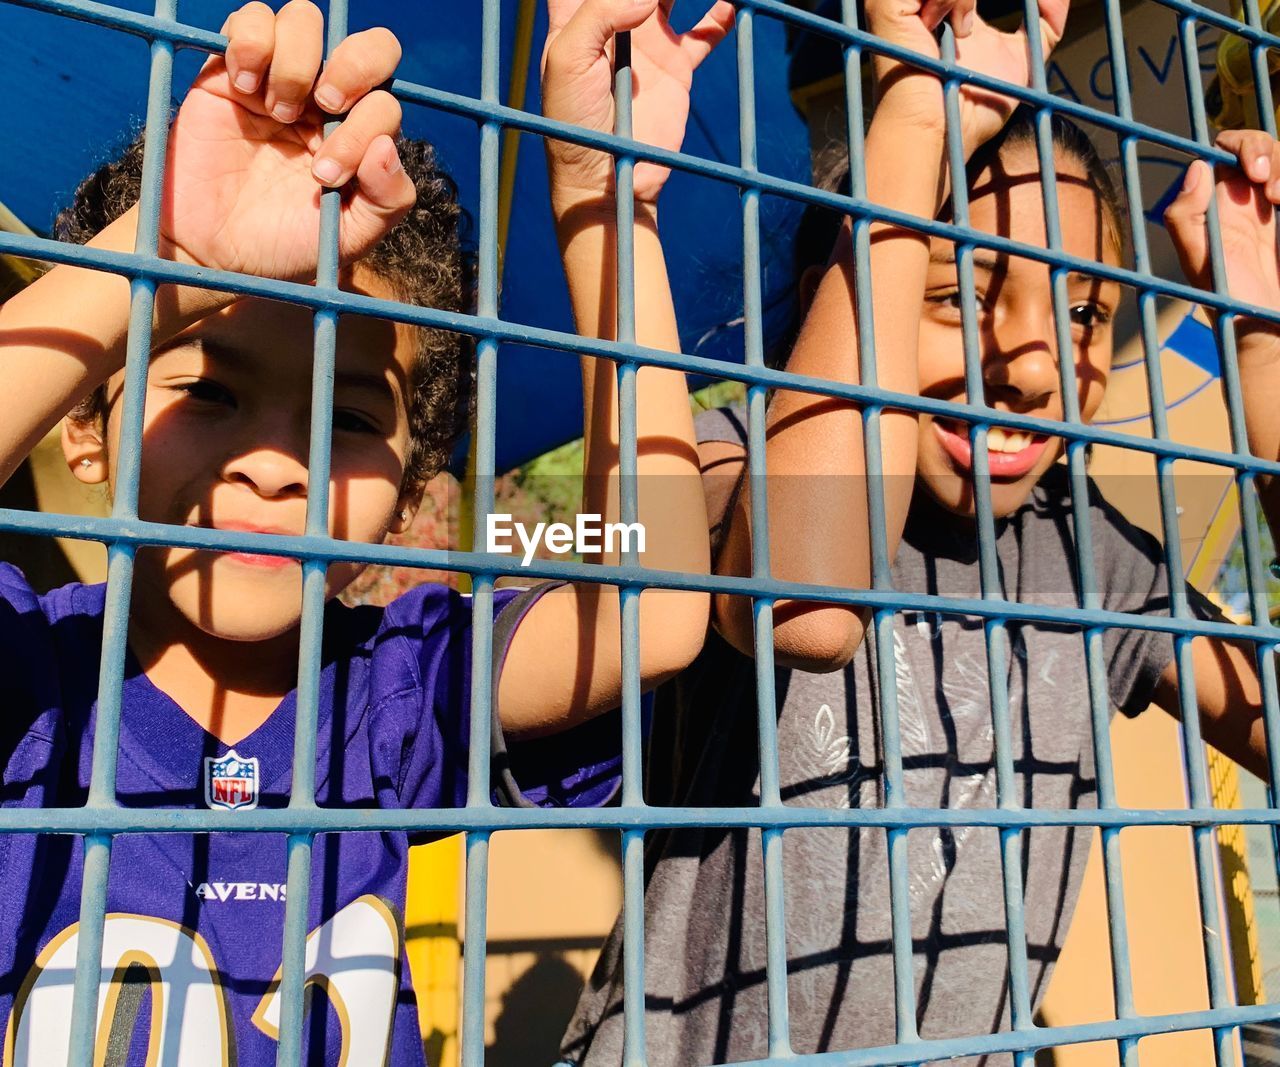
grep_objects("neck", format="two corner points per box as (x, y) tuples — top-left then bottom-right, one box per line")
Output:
(127, 582), (302, 746)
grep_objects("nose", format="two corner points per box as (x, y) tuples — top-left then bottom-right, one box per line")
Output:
(222, 447), (309, 499)
(982, 307), (1059, 412)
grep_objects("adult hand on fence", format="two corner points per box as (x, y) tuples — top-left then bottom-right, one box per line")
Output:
(1165, 130), (1280, 356)
(160, 0), (416, 283)
(541, 0), (735, 222)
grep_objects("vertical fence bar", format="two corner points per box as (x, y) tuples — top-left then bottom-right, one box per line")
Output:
(460, 1), (503, 1063)
(844, 5), (918, 1056)
(938, 21), (1039, 1060)
(66, 2), (176, 1060)
(1236, 0), (1280, 921)
(1175, 15), (1248, 1063)
(935, 25), (1041, 1063)
(274, 2), (349, 1062)
(737, 8), (791, 1059)
(1019, 4), (1148, 1063)
(610, 30), (649, 1067)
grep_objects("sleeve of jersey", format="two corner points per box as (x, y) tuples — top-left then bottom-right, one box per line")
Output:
(1089, 486), (1225, 718)
(394, 582), (622, 810)
(0, 563), (64, 803)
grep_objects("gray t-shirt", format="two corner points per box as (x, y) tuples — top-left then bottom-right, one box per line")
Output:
(560, 407), (1217, 1067)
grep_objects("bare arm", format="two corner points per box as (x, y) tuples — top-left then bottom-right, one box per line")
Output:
(496, 0), (727, 737)
(1157, 130), (1280, 779)
(712, 0), (1070, 671)
(495, 205), (712, 736)
(712, 103), (940, 671)
(0, 211), (230, 489)
(1153, 638), (1268, 780)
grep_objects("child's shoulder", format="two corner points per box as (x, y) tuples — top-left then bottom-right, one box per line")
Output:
(369, 580), (518, 652)
(0, 561), (104, 630)
(694, 404), (748, 448)
(341, 580), (536, 679)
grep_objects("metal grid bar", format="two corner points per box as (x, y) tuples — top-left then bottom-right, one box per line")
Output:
(1, 0), (1279, 1063)
(937, 21), (1044, 1062)
(273, 2), (349, 1059)
(1236, 0), (1280, 918)
(10, 496), (1280, 638)
(17, 224), (1280, 464)
(65, 0), (176, 1060)
(736, 7), (793, 1058)
(459, 2), (504, 1065)
(609, 28), (651, 1067)
(834, 0), (918, 1054)
(1174, 11), (1251, 1062)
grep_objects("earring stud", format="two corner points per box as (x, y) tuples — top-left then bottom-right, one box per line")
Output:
(80, 459), (92, 469)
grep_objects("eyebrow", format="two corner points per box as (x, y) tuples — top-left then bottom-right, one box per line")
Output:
(930, 252), (1115, 287)
(334, 369), (400, 404)
(156, 336), (400, 403)
(930, 249), (1001, 273)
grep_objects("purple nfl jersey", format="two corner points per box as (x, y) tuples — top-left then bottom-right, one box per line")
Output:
(0, 563), (621, 1065)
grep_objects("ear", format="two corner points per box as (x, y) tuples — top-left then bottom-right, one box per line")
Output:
(61, 418), (109, 485)
(798, 264), (825, 317)
(389, 481), (426, 535)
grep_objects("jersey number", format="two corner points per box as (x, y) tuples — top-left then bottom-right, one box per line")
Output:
(2, 895), (399, 1066)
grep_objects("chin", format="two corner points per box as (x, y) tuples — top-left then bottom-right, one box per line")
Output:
(189, 607), (306, 644)
(162, 565), (305, 643)
(919, 471), (1040, 520)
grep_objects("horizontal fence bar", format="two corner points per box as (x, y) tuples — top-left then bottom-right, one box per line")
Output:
(5, 0), (1265, 179)
(732, 999), (1280, 1067)
(7, 158), (1278, 334)
(2, 505), (1277, 642)
(8, 230), (1280, 482)
(2, 805), (1280, 834)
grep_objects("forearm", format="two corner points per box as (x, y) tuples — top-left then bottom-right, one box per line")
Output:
(1235, 335), (1280, 548)
(556, 203), (708, 577)
(0, 206), (230, 488)
(716, 101), (945, 667)
(553, 200), (710, 680)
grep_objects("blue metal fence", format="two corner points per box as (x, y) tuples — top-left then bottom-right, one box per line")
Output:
(2, 0), (1280, 1063)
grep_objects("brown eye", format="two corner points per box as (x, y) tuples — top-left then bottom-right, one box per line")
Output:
(333, 409), (379, 435)
(177, 380), (234, 407)
(1069, 302), (1110, 329)
(927, 290), (965, 313)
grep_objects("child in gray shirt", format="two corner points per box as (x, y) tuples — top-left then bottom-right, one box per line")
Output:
(542, 0), (1280, 1060)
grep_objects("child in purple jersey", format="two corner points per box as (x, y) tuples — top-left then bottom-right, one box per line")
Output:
(0, 1), (714, 1063)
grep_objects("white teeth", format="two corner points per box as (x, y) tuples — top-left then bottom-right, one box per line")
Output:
(986, 427), (1034, 453)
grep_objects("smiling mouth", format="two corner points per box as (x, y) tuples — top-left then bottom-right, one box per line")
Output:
(933, 419), (1052, 480)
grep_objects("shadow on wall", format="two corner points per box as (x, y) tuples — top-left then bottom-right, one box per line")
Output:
(487, 954), (586, 1067)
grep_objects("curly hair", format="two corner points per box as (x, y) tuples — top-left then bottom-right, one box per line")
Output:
(56, 131), (475, 488)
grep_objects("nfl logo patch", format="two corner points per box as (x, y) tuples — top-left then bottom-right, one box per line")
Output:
(204, 749), (260, 811)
